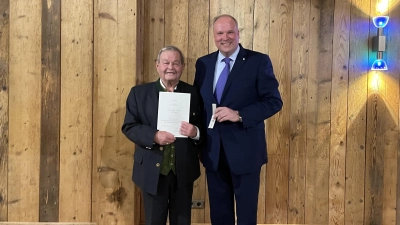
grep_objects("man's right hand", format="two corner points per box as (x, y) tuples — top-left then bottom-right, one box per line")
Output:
(154, 131), (176, 145)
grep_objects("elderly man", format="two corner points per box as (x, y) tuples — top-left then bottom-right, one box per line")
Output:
(122, 46), (203, 225)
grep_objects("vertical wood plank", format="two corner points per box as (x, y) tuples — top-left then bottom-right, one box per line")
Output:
(386, 1), (400, 224)
(305, 0), (334, 224)
(209, 0), (235, 53)
(136, 0), (144, 86)
(233, 0), (254, 50)
(142, 0), (164, 84)
(345, 1), (369, 224)
(266, 0), (292, 223)
(0, 0), (9, 221)
(253, 1), (271, 223)
(389, 2), (400, 225)
(188, 0), (209, 222)
(366, 1), (397, 224)
(60, 0), (93, 221)
(329, 1), (351, 225)
(365, 0), (385, 224)
(288, 0), (310, 223)
(253, 0), (271, 53)
(8, 0), (41, 221)
(39, 0), (61, 221)
(378, 2), (398, 225)
(164, 0), (189, 82)
(92, 0), (138, 224)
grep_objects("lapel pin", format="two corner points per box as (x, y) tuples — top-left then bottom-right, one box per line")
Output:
(243, 58), (245, 60)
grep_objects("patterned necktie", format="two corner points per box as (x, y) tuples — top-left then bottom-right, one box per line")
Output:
(214, 57), (231, 103)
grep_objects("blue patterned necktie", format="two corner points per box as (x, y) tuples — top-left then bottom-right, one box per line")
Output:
(214, 57), (231, 103)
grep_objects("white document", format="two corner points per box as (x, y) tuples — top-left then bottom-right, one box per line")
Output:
(157, 92), (191, 138)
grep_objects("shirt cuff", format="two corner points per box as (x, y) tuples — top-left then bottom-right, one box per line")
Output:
(191, 126), (200, 140)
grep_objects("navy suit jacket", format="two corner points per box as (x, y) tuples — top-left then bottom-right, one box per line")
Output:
(122, 80), (203, 195)
(194, 45), (283, 175)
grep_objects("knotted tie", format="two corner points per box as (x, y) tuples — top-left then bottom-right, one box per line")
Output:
(214, 57), (231, 103)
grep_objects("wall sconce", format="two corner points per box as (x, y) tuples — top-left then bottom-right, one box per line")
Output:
(371, 16), (389, 70)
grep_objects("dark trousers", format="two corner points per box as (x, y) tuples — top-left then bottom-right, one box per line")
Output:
(142, 172), (193, 225)
(206, 145), (261, 225)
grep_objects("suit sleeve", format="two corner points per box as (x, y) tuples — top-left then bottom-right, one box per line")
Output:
(190, 85), (204, 146)
(239, 54), (283, 128)
(193, 59), (205, 90)
(121, 87), (158, 149)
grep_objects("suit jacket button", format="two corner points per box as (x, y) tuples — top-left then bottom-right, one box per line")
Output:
(160, 147), (164, 151)
(156, 163), (160, 167)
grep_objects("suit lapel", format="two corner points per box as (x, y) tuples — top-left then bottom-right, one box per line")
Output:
(150, 81), (161, 126)
(220, 46), (247, 102)
(203, 52), (219, 102)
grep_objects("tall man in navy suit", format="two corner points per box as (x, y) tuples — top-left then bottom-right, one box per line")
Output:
(122, 46), (203, 225)
(194, 15), (283, 225)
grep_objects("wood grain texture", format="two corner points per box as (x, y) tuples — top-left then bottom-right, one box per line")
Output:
(388, 2), (400, 225)
(234, 0), (254, 50)
(209, 0), (234, 53)
(305, 0), (334, 224)
(253, 1), (271, 223)
(253, 0), (271, 54)
(375, 2), (397, 225)
(165, 0), (189, 82)
(1, 0), (400, 224)
(92, 0), (138, 224)
(345, 1), (369, 224)
(265, 0), (292, 224)
(288, 0), (309, 223)
(329, 1), (351, 225)
(59, 0), (93, 221)
(39, 0), (61, 221)
(188, 0), (209, 222)
(142, 0), (164, 84)
(0, 1), (10, 221)
(8, 0), (41, 221)
(0, 0), (9, 221)
(365, 0), (385, 224)
(366, 1), (397, 224)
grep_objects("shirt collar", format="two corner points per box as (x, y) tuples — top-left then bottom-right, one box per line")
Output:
(217, 45), (240, 62)
(159, 79), (178, 91)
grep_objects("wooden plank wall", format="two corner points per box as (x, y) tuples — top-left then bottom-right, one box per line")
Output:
(0, 0), (9, 221)
(0, 0), (400, 225)
(3, 0), (140, 224)
(138, 0), (400, 225)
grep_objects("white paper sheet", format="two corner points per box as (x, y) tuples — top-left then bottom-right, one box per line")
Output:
(157, 92), (191, 137)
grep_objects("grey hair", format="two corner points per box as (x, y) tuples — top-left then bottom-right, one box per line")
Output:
(156, 46), (185, 64)
(212, 14), (238, 28)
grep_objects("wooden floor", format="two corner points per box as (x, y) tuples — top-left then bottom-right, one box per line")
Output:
(0, 222), (311, 225)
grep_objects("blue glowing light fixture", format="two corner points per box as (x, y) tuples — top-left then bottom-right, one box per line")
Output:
(371, 16), (389, 71)
(372, 16), (389, 28)
(371, 59), (388, 70)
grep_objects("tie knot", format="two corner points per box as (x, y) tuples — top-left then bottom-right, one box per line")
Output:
(223, 57), (230, 64)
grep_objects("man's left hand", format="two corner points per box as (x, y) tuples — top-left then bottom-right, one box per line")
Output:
(214, 107), (240, 122)
(179, 121), (197, 138)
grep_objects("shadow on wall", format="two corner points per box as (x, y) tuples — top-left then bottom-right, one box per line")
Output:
(95, 106), (139, 224)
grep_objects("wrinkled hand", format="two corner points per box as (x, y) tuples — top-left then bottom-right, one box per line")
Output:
(179, 121), (197, 138)
(214, 107), (240, 122)
(154, 131), (176, 145)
